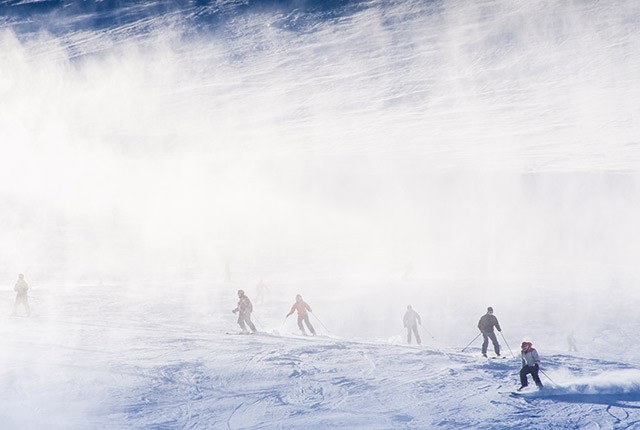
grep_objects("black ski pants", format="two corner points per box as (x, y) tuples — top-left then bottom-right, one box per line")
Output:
(481, 331), (500, 355)
(407, 324), (421, 345)
(520, 364), (543, 388)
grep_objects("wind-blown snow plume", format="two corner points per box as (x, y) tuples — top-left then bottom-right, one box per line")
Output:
(1, 3), (640, 428)
(0, 0), (639, 349)
(565, 370), (640, 395)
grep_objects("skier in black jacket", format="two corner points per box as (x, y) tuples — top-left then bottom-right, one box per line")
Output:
(477, 306), (501, 357)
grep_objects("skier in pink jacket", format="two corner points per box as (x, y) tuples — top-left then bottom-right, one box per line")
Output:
(286, 294), (316, 336)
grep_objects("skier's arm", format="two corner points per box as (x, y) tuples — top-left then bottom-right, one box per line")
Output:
(305, 302), (312, 312)
(286, 304), (295, 317)
(491, 315), (502, 331)
(417, 313), (421, 325)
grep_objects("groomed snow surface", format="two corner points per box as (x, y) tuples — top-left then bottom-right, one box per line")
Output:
(2, 284), (640, 430)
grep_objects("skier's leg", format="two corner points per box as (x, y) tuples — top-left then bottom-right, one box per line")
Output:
(237, 314), (247, 331)
(23, 296), (31, 317)
(297, 316), (306, 334)
(12, 296), (19, 316)
(304, 316), (316, 335)
(488, 332), (500, 355)
(531, 365), (543, 387)
(246, 313), (257, 332)
(407, 327), (412, 344)
(519, 367), (529, 387)
(481, 333), (489, 355)
(413, 326), (421, 345)
(16, 296), (28, 316)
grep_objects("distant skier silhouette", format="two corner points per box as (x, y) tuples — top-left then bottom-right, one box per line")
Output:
(518, 341), (543, 390)
(567, 332), (578, 352)
(478, 306), (501, 357)
(401, 263), (413, 281)
(12, 273), (31, 317)
(286, 294), (316, 336)
(232, 289), (256, 333)
(255, 278), (268, 305)
(224, 262), (232, 283)
(403, 305), (421, 345)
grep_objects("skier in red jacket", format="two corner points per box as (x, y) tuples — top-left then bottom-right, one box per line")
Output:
(232, 289), (257, 333)
(286, 294), (316, 336)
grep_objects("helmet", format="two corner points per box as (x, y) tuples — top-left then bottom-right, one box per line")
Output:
(237, 289), (245, 296)
(521, 341), (532, 349)
(487, 306), (494, 313)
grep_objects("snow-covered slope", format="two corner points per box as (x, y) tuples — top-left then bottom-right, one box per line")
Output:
(2, 285), (640, 429)
(1, 0), (640, 428)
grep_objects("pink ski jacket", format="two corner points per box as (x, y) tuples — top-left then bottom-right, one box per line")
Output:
(288, 301), (311, 317)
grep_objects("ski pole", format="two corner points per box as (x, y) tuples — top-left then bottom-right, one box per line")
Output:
(280, 315), (289, 331)
(311, 312), (330, 333)
(500, 332), (515, 358)
(461, 333), (481, 352)
(419, 324), (435, 339)
(539, 368), (558, 386)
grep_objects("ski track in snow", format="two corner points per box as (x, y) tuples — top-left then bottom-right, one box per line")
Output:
(2, 287), (640, 429)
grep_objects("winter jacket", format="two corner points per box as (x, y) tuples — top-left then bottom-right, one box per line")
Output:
(477, 314), (501, 333)
(235, 296), (253, 314)
(403, 309), (421, 327)
(521, 346), (540, 367)
(14, 279), (29, 296)
(288, 300), (311, 317)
